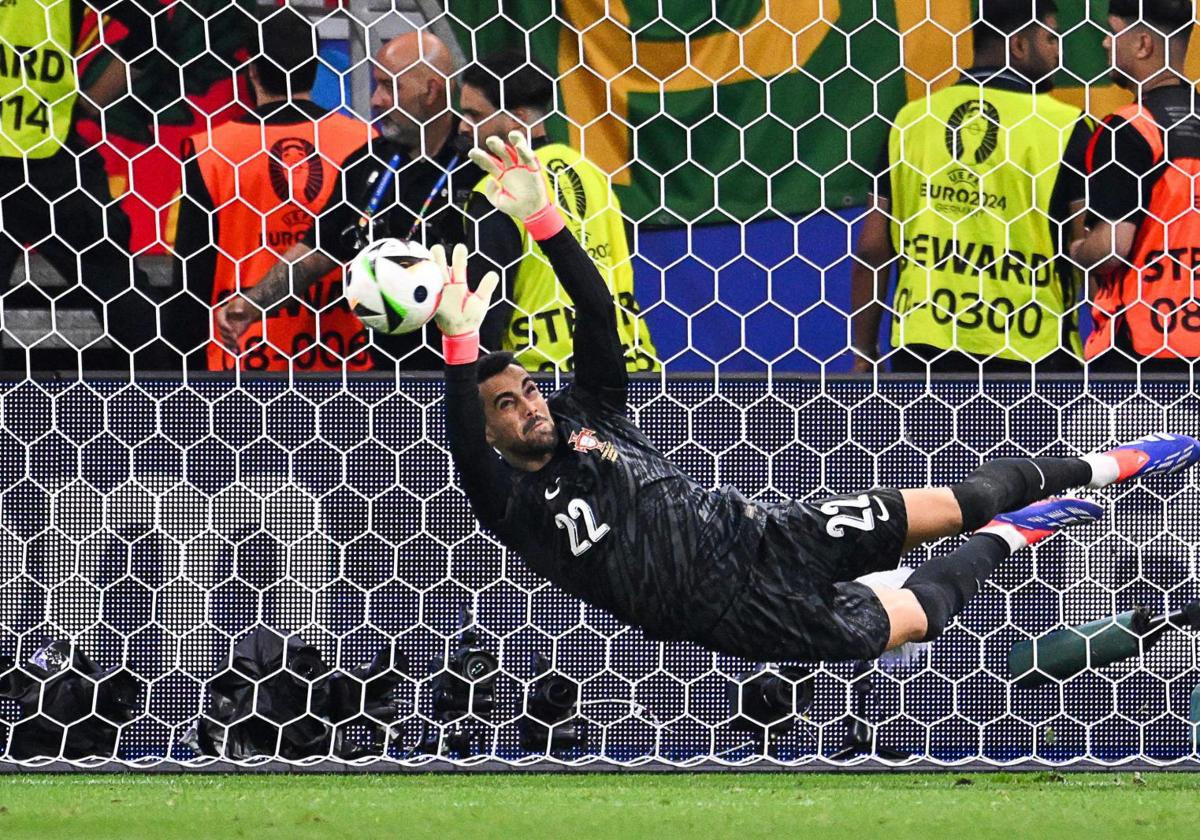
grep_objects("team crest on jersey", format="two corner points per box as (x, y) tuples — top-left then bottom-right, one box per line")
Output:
(569, 428), (618, 462)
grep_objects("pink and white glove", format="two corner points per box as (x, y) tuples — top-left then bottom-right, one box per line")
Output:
(431, 243), (499, 365)
(467, 130), (566, 241)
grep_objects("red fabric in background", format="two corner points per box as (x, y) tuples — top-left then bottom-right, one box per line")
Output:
(74, 87), (246, 255)
(73, 6), (248, 256)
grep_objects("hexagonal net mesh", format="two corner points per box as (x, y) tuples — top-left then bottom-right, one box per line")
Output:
(0, 1), (1198, 768)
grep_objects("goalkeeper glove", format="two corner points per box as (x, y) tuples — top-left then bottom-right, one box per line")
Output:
(467, 131), (566, 241)
(431, 243), (499, 366)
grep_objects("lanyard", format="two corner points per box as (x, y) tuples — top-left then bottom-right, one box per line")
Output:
(362, 153), (402, 222)
(406, 152), (461, 240)
(341, 153), (401, 256)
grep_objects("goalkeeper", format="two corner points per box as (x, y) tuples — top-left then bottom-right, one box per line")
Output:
(436, 132), (1200, 661)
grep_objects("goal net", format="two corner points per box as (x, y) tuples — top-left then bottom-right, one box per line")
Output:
(0, 0), (1197, 768)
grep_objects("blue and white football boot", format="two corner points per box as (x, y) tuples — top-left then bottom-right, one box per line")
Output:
(977, 497), (1105, 551)
(1084, 433), (1200, 488)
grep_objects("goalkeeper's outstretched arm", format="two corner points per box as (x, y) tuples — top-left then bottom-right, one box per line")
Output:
(432, 243), (511, 530)
(537, 227), (628, 407)
(469, 132), (627, 409)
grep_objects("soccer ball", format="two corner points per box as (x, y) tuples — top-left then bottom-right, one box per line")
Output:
(345, 239), (445, 335)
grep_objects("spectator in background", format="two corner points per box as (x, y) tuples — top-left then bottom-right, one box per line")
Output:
(1072, 0), (1198, 373)
(458, 51), (658, 372)
(214, 30), (480, 371)
(172, 7), (376, 372)
(0, 0), (163, 372)
(174, 7), (374, 369)
(851, 0), (1089, 375)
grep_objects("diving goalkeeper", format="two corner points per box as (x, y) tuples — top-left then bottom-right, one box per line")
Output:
(436, 132), (1200, 662)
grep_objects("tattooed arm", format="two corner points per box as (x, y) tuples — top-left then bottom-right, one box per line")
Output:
(213, 244), (337, 350)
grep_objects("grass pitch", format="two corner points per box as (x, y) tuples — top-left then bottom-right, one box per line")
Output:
(0, 771), (1195, 839)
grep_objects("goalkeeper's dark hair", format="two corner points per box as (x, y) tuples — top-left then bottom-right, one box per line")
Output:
(253, 7), (319, 97)
(460, 50), (555, 116)
(974, 0), (1059, 48)
(477, 351), (520, 384)
(1109, 0), (1194, 43)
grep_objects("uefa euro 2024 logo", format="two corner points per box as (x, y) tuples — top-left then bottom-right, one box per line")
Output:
(944, 100), (1001, 166)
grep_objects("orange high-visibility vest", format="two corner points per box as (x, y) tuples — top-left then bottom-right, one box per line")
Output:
(190, 111), (376, 370)
(1085, 103), (1200, 362)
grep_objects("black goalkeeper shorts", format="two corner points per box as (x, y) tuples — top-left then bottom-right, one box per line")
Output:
(697, 487), (908, 663)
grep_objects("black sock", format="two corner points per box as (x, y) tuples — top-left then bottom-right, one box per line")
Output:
(951, 457), (1092, 530)
(901, 532), (1010, 641)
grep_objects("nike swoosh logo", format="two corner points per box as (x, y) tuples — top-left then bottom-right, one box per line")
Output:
(545, 479), (561, 500)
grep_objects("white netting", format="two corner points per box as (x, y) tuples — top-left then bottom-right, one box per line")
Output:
(0, 1), (1199, 768)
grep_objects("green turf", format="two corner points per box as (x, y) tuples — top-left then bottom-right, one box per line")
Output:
(0, 771), (1195, 839)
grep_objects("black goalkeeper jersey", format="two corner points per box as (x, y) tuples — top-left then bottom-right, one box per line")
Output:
(444, 229), (758, 641)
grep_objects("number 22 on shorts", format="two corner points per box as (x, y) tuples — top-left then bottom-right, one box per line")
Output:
(819, 494), (890, 538)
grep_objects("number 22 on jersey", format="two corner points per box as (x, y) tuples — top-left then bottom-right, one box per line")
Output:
(555, 497), (611, 556)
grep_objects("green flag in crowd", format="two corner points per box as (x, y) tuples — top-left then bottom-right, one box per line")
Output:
(448, 0), (1128, 227)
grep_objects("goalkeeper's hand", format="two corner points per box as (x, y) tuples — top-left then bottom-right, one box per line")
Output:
(467, 131), (566, 241)
(431, 242), (499, 365)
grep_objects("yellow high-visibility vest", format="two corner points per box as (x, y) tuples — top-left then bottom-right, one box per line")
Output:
(888, 82), (1084, 361)
(0, 0), (77, 159)
(474, 141), (658, 372)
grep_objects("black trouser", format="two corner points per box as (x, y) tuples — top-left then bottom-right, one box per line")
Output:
(0, 148), (169, 373)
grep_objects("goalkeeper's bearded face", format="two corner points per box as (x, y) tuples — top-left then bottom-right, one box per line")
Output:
(480, 364), (557, 465)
